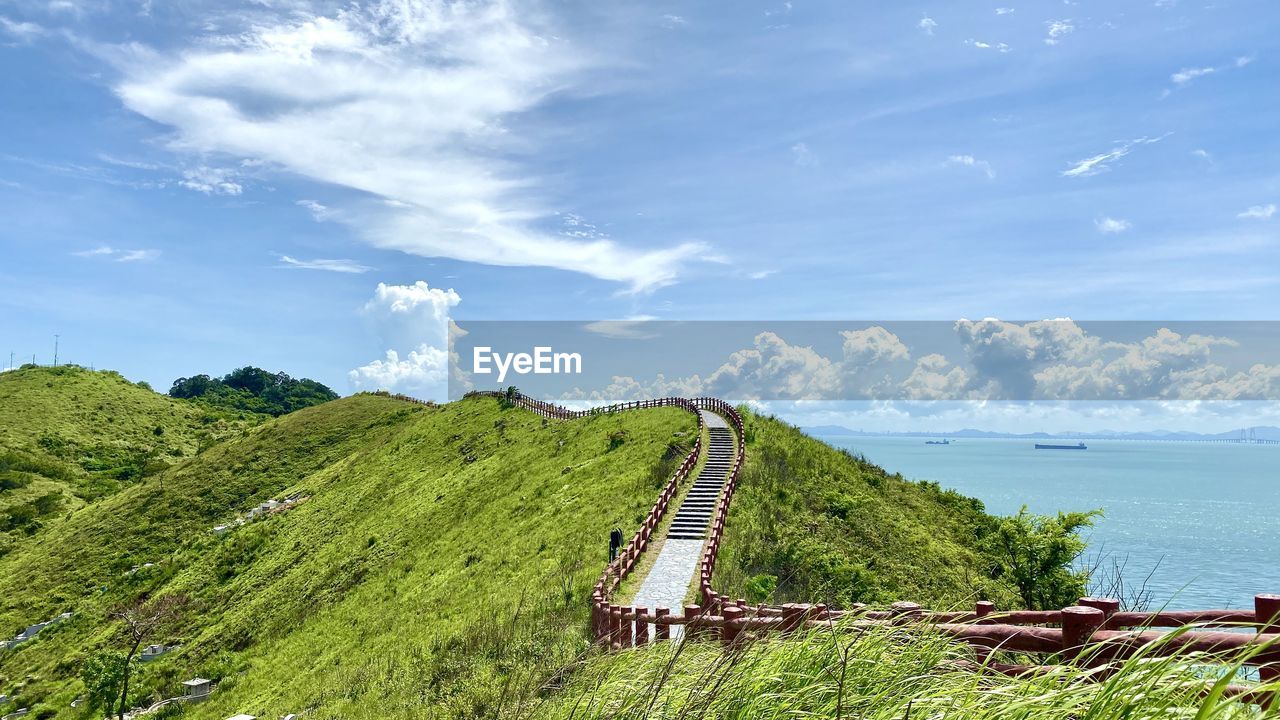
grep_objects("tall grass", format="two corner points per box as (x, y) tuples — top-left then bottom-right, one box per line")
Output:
(533, 619), (1275, 719)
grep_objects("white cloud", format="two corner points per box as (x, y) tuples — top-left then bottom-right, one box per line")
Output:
(1095, 217), (1131, 234)
(72, 246), (159, 262)
(1062, 134), (1168, 178)
(107, 1), (705, 292)
(1191, 148), (1213, 163)
(946, 154), (995, 179)
(349, 281), (460, 396)
(1169, 56), (1254, 89)
(117, 249), (160, 262)
(179, 166), (242, 196)
(0, 16), (46, 41)
(918, 16), (937, 35)
(965, 39), (1011, 53)
(995, 7), (1015, 15)
(660, 14), (686, 28)
(278, 255), (372, 273)
(296, 200), (331, 221)
(747, 269), (777, 280)
(1044, 19), (1074, 45)
(791, 142), (817, 167)
(1172, 66), (1215, 84)
(583, 317), (659, 340)
(1238, 204), (1276, 220)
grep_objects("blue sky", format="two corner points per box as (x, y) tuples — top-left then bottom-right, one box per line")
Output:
(2, 0), (1278, 416)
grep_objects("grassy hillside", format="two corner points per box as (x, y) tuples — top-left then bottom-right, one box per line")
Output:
(0, 366), (258, 551)
(532, 620), (1256, 719)
(711, 408), (1021, 608)
(0, 394), (695, 719)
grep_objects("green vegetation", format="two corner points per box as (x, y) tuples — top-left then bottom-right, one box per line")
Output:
(0, 392), (694, 719)
(0, 366), (257, 552)
(712, 408), (1096, 610)
(533, 620), (1266, 719)
(168, 367), (338, 417)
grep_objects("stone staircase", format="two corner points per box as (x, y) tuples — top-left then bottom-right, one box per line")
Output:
(667, 422), (735, 540)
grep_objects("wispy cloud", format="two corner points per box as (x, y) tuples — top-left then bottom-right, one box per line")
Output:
(946, 154), (995, 179)
(73, 246), (160, 262)
(748, 269), (777, 280)
(918, 16), (937, 35)
(296, 199), (331, 221)
(660, 14), (686, 29)
(1237, 204), (1276, 220)
(1062, 134), (1169, 178)
(179, 166), (242, 196)
(791, 142), (817, 167)
(1044, 19), (1074, 46)
(1095, 217), (1131, 234)
(995, 7), (1015, 15)
(965, 38), (1011, 53)
(0, 16), (45, 42)
(278, 255), (373, 273)
(1169, 55), (1254, 88)
(106, 0), (707, 292)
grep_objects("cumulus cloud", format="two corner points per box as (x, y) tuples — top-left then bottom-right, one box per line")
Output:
(551, 321), (1280, 403)
(946, 154), (995, 179)
(348, 280), (461, 396)
(1238, 204), (1276, 220)
(918, 16), (937, 35)
(1095, 217), (1131, 234)
(277, 255), (372, 273)
(106, 0), (705, 291)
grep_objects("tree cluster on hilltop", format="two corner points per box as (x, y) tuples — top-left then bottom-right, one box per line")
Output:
(169, 366), (337, 416)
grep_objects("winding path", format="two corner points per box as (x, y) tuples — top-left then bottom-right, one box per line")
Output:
(629, 410), (736, 637)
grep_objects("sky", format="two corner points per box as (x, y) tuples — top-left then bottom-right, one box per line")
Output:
(1, 0), (1278, 430)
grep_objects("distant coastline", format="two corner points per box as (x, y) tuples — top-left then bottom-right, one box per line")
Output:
(803, 425), (1280, 444)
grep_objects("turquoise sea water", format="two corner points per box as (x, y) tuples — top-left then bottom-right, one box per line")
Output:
(818, 436), (1279, 610)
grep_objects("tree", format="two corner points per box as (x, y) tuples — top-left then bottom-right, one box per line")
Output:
(985, 507), (1100, 610)
(81, 649), (128, 715)
(110, 595), (188, 720)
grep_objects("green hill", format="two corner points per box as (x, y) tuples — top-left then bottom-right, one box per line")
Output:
(710, 408), (1023, 608)
(0, 381), (1061, 719)
(0, 393), (696, 719)
(0, 366), (258, 552)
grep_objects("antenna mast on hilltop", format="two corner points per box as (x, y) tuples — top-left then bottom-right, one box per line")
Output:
(53, 334), (59, 367)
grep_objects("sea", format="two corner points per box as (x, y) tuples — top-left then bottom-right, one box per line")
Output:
(816, 436), (1279, 611)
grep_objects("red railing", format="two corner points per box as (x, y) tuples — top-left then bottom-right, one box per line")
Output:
(464, 391), (1280, 705)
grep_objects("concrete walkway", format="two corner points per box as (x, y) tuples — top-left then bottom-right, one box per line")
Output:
(629, 409), (735, 639)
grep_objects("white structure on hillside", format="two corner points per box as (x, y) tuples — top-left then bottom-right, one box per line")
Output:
(140, 643), (177, 662)
(182, 678), (211, 699)
(225, 715), (256, 720)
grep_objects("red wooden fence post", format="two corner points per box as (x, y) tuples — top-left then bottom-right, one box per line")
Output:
(1061, 606), (1105, 662)
(1078, 597), (1121, 628)
(684, 604), (702, 639)
(973, 601), (995, 664)
(723, 605), (744, 647)
(655, 607), (670, 641)
(619, 606), (634, 648)
(635, 606), (650, 646)
(610, 604), (623, 651)
(890, 601), (921, 624)
(1256, 594), (1280, 709)
(781, 603), (804, 633)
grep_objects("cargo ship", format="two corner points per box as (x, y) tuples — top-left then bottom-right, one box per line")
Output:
(925, 439), (950, 445)
(1035, 441), (1087, 450)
